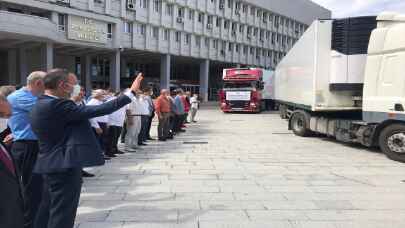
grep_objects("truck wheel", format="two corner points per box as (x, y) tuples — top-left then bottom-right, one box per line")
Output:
(290, 111), (311, 137)
(379, 124), (405, 162)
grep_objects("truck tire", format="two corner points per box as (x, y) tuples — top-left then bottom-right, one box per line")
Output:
(379, 124), (405, 163)
(290, 111), (312, 137)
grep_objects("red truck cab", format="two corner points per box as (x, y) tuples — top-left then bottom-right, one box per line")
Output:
(219, 68), (273, 113)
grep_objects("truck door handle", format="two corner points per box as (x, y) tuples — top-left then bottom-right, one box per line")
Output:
(394, 103), (404, 112)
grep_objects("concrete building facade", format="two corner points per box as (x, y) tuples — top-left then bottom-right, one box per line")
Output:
(0, 0), (330, 100)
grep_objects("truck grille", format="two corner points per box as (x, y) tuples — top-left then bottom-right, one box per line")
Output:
(228, 101), (249, 109)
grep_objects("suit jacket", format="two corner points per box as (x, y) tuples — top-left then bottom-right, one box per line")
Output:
(30, 94), (132, 173)
(0, 142), (24, 228)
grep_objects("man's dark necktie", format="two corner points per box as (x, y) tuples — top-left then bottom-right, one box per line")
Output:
(0, 145), (15, 176)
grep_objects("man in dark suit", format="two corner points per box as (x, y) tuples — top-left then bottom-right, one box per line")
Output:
(0, 94), (24, 228)
(30, 69), (143, 228)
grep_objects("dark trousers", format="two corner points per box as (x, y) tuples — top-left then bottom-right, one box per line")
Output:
(120, 121), (127, 143)
(146, 113), (155, 139)
(157, 113), (170, 139)
(11, 140), (43, 228)
(174, 114), (185, 132)
(35, 168), (82, 228)
(168, 115), (175, 135)
(138, 115), (149, 144)
(98, 122), (109, 152)
(107, 126), (122, 154)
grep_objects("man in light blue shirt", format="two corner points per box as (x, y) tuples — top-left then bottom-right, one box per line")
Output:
(7, 71), (46, 228)
(174, 89), (185, 133)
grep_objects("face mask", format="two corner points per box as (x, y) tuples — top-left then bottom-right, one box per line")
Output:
(71, 85), (81, 98)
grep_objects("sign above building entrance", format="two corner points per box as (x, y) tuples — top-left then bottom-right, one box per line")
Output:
(67, 15), (107, 44)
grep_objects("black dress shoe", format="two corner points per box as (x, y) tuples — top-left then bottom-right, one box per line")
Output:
(82, 170), (95, 178)
(138, 143), (148, 146)
(106, 153), (117, 158)
(114, 150), (125, 154)
(158, 138), (166, 141)
(147, 137), (154, 140)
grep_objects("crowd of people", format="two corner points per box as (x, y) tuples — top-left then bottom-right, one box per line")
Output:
(0, 69), (200, 228)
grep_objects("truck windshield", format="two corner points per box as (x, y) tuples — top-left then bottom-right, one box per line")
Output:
(224, 82), (255, 89)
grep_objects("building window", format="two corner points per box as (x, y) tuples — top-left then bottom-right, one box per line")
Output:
(257, 10), (261, 18)
(195, 36), (201, 47)
(153, 0), (161, 12)
(228, 43), (233, 52)
(242, 4), (247, 13)
(243, 45), (248, 54)
(152, 27), (159, 39)
(253, 28), (258, 37)
(216, 17), (221, 27)
(266, 31), (270, 40)
(198, 13), (204, 23)
(271, 32), (275, 44)
(205, 38), (210, 47)
(207, 15), (213, 25)
(263, 12), (267, 23)
(139, 24), (146, 35)
(235, 44), (239, 53)
(166, 4), (173, 15)
(175, 31), (181, 42)
(231, 22), (237, 31)
(57, 13), (66, 31)
(239, 24), (244, 33)
(224, 20), (229, 29)
(107, 23), (112, 39)
(185, 34), (190, 44)
(274, 15), (279, 28)
(213, 39), (218, 48)
(163, 29), (169, 41)
(250, 46), (254, 55)
(124, 22), (133, 34)
(178, 7), (184, 18)
(139, 0), (147, 8)
(260, 29), (264, 40)
(189, 9), (194, 20)
(250, 6), (255, 16)
(228, 0), (232, 8)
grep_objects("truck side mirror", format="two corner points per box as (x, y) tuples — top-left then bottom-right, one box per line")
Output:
(259, 82), (265, 90)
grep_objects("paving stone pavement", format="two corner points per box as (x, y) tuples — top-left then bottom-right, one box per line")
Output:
(76, 105), (405, 228)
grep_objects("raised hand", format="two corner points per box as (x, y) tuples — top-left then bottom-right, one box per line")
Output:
(130, 72), (144, 93)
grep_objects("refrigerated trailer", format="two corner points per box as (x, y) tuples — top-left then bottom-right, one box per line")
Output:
(275, 12), (405, 162)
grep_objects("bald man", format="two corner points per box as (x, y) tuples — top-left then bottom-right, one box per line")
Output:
(7, 71), (46, 228)
(155, 89), (171, 141)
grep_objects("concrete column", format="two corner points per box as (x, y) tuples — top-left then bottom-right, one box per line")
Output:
(105, 0), (111, 15)
(50, 11), (58, 24)
(160, 54), (171, 90)
(88, 0), (94, 11)
(85, 55), (92, 96)
(19, 47), (28, 85)
(120, 0), (126, 17)
(7, 49), (17, 84)
(43, 42), (54, 71)
(109, 50), (121, 92)
(120, 57), (127, 78)
(199, 59), (209, 102)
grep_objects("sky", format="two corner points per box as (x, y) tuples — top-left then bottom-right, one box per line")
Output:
(311, 0), (405, 18)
